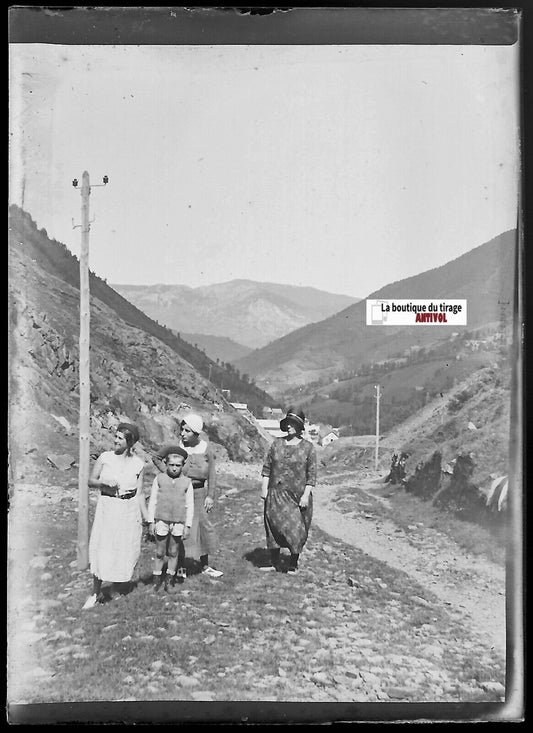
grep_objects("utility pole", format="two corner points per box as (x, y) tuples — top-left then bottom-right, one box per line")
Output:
(374, 384), (381, 471)
(72, 171), (108, 570)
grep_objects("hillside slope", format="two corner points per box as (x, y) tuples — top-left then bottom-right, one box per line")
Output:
(237, 230), (516, 392)
(112, 280), (359, 349)
(322, 364), (512, 525)
(292, 326), (507, 434)
(8, 208), (270, 479)
(181, 333), (252, 364)
(8, 205), (275, 417)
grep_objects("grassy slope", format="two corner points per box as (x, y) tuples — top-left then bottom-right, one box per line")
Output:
(9, 464), (504, 706)
(318, 359), (512, 527)
(297, 340), (502, 433)
(180, 332), (253, 364)
(387, 367), (512, 491)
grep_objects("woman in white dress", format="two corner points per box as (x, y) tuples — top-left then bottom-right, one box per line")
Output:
(83, 423), (148, 609)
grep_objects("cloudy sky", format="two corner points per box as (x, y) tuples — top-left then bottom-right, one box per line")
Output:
(9, 42), (519, 298)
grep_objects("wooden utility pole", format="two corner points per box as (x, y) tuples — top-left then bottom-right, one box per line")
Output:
(78, 171), (91, 569)
(374, 384), (381, 471)
(73, 171), (108, 570)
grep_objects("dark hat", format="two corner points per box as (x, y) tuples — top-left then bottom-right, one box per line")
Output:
(164, 446), (188, 462)
(280, 407), (306, 433)
(117, 422), (140, 444)
(157, 444), (183, 460)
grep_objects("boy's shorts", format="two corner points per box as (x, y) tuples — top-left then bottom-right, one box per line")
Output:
(154, 519), (185, 537)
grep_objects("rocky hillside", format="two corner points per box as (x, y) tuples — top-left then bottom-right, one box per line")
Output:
(8, 206), (275, 416)
(236, 230), (516, 392)
(113, 280), (358, 350)
(322, 363), (513, 528)
(8, 208), (271, 480)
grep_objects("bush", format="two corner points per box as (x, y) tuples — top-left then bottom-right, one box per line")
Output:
(447, 388), (473, 414)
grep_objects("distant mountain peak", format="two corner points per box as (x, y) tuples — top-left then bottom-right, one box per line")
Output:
(112, 280), (359, 349)
(236, 229), (516, 393)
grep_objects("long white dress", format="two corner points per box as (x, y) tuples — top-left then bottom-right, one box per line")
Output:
(89, 450), (145, 583)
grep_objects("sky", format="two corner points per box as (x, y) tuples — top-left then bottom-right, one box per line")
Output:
(9, 43), (519, 299)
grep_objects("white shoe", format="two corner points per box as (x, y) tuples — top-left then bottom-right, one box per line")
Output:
(202, 566), (223, 578)
(82, 593), (98, 610)
(258, 565), (276, 572)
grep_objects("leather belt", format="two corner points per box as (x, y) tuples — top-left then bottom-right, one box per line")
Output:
(116, 491), (136, 500)
(101, 487), (136, 500)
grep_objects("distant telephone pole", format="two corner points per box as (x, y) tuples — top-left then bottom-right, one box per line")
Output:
(72, 171), (108, 570)
(374, 384), (381, 471)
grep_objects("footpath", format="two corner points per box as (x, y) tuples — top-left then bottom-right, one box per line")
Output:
(312, 469), (505, 657)
(7, 461), (506, 709)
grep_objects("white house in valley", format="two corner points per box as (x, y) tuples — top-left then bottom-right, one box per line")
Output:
(320, 428), (340, 447)
(256, 419), (286, 439)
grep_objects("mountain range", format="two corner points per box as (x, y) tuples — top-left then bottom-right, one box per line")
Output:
(235, 230), (516, 394)
(9, 206), (516, 529)
(112, 280), (359, 350)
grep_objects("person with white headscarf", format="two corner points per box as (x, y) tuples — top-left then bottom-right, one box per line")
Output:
(154, 414), (222, 578)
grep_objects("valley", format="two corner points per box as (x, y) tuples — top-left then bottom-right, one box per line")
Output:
(236, 229), (516, 393)
(7, 206), (517, 712)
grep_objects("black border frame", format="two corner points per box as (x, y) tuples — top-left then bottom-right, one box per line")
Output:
(7, 3), (527, 725)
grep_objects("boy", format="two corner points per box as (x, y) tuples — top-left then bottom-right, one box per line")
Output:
(147, 447), (194, 591)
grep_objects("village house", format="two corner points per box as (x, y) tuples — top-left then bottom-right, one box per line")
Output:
(262, 406), (284, 419)
(229, 402), (248, 412)
(320, 428), (340, 447)
(256, 419), (286, 439)
(229, 402), (257, 424)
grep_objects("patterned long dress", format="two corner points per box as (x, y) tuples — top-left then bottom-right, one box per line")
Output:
(262, 437), (317, 554)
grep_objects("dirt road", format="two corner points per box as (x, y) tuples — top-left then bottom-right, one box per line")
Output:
(312, 470), (506, 656)
(8, 463), (509, 710)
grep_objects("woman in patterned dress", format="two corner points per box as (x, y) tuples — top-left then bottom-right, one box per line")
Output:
(260, 407), (317, 573)
(82, 423), (147, 609)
